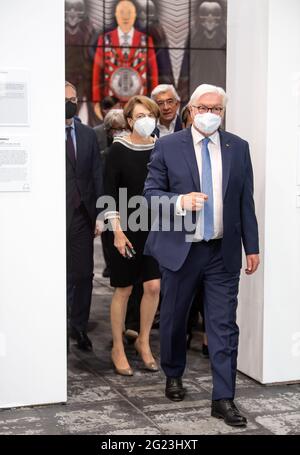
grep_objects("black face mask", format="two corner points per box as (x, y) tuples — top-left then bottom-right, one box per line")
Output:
(65, 101), (77, 119)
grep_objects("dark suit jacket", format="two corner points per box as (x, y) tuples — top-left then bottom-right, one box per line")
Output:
(66, 119), (103, 229)
(143, 127), (259, 273)
(93, 122), (107, 154)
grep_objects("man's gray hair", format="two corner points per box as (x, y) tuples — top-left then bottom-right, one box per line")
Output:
(189, 84), (228, 107)
(151, 84), (180, 102)
(104, 109), (126, 130)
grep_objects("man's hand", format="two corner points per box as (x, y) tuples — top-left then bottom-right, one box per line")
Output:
(94, 220), (103, 237)
(245, 254), (260, 275)
(181, 192), (208, 211)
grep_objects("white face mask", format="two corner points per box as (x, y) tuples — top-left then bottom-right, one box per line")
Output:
(133, 117), (156, 138)
(194, 112), (222, 135)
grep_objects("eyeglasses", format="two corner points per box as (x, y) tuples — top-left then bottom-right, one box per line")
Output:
(157, 99), (177, 108)
(192, 105), (224, 115)
(65, 97), (78, 103)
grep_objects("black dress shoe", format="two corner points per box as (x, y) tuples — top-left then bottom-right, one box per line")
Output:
(211, 399), (247, 427)
(165, 377), (186, 402)
(72, 329), (93, 352)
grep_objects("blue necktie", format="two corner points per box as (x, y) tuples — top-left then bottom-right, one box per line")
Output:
(201, 137), (214, 241)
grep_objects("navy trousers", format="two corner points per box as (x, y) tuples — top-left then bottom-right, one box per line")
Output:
(159, 239), (240, 400)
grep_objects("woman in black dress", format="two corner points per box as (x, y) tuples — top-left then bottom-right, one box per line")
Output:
(104, 95), (161, 376)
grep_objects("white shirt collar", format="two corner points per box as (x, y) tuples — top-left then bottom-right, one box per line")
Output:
(118, 26), (134, 41)
(158, 115), (177, 131)
(66, 118), (75, 130)
(191, 124), (219, 146)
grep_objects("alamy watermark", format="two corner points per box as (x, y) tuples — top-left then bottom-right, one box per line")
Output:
(96, 188), (203, 242)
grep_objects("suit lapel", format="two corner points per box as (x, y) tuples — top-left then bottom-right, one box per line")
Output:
(66, 125), (76, 170)
(219, 130), (232, 199)
(154, 126), (160, 138)
(111, 29), (124, 62)
(66, 146), (75, 169)
(181, 128), (201, 191)
(174, 115), (182, 132)
(129, 30), (141, 61)
(74, 121), (84, 171)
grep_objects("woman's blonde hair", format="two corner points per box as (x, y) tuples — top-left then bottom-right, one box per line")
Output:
(123, 95), (160, 130)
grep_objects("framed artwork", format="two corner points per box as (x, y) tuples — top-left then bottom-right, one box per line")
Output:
(65, 0), (227, 125)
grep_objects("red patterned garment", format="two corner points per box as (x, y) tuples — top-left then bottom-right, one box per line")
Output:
(92, 28), (158, 104)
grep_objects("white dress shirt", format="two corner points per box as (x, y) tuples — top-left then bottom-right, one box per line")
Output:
(176, 125), (223, 241)
(157, 116), (177, 138)
(118, 26), (134, 49)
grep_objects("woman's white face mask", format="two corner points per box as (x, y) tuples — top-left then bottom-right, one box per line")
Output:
(133, 117), (156, 138)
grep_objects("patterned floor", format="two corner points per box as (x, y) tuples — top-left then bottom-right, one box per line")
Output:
(1, 240), (300, 435)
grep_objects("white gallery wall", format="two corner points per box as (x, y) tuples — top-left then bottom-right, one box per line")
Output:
(227, 0), (300, 383)
(0, 1), (66, 407)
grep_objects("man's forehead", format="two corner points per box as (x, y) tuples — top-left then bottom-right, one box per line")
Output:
(117, 1), (136, 12)
(66, 85), (76, 95)
(197, 92), (222, 103)
(157, 90), (176, 99)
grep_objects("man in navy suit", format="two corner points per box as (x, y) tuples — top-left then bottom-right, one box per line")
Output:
(144, 84), (260, 427)
(65, 81), (103, 352)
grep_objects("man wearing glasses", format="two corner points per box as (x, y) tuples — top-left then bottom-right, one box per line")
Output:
(144, 84), (260, 428)
(151, 84), (182, 138)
